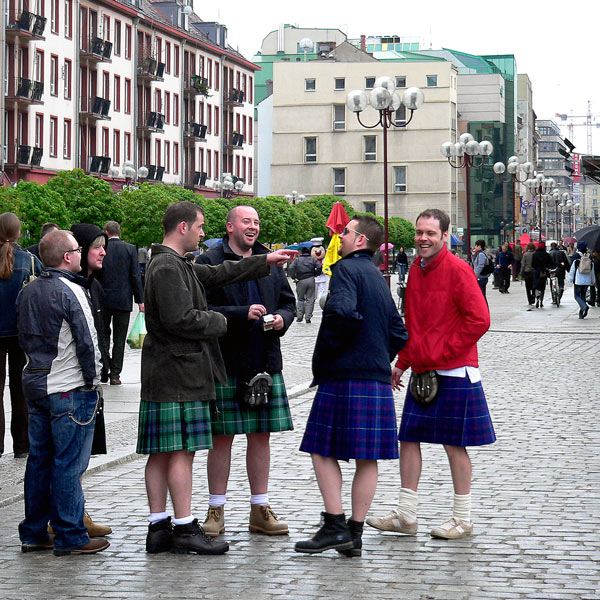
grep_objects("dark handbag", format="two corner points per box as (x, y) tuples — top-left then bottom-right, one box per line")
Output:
(90, 395), (107, 455)
(409, 371), (439, 406)
(239, 372), (273, 408)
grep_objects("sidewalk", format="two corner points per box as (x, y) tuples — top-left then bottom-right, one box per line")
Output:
(1, 277), (599, 599)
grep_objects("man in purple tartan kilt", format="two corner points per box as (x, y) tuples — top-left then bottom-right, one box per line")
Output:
(295, 215), (408, 557)
(367, 209), (496, 541)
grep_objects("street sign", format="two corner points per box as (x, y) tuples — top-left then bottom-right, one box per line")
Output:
(522, 227), (528, 234)
(522, 200), (530, 209)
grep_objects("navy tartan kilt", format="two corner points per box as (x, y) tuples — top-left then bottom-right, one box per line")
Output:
(399, 374), (496, 447)
(299, 379), (399, 461)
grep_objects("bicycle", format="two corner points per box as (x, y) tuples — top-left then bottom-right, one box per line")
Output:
(548, 268), (560, 307)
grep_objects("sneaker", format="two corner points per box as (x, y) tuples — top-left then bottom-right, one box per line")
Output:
(171, 519), (229, 555)
(84, 512), (112, 537)
(430, 517), (473, 539)
(249, 504), (289, 535)
(54, 538), (110, 556)
(366, 509), (418, 535)
(202, 506), (225, 537)
(146, 517), (173, 554)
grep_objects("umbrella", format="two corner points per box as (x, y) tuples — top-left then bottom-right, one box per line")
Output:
(518, 233), (531, 247)
(325, 202), (350, 235)
(286, 244), (300, 250)
(298, 241), (314, 249)
(574, 225), (600, 252)
(562, 236), (576, 244)
(380, 242), (394, 250)
(201, 238), (222, 249)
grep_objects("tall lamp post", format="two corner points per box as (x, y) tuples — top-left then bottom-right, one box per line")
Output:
(493, 156), (534, 244)
(526, 174), (555, 242)
(214, 173), (244, 199)
(122, 160), (149, 190)
(441, 133), (493, 253)
(285, 190), (305, 205)
(346, 78), (424, 285)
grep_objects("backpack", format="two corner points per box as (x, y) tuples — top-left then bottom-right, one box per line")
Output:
(578, 252), (593, 275)
(479, 252), (495, 276)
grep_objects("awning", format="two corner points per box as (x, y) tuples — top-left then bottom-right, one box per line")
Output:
(451, 233), (463, 245)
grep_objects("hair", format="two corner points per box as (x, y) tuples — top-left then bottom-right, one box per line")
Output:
(104, 221), (121, 236)
(475, 239), (486, 250)
(0, 212), (22, 279)
(415, 208), (450, 233)
(352, 214), (384, 252)
(90, 235), (106, 249)
(40, 230), (76, 267)
(526, 242), (536, 251)
(550, 242), (558, 249)
(162, 201), (204, 235)
(40, 222), (59, 239)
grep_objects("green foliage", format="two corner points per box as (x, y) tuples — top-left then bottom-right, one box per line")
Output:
(295, 201), (329, 240)
(200, 197), (230, 239)
(358, 214), (415, 249)
(300, 195), (355, 224)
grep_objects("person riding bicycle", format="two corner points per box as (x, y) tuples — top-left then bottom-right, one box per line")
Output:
(532, 242), (552, 308)
(548, 242), (570, 300)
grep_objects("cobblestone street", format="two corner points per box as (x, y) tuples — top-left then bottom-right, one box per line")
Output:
(1, 277), (599, 599)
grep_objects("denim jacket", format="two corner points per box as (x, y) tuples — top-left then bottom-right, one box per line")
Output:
(0, 244), (42, 337)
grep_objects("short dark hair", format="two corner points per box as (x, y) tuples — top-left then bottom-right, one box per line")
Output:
(550, 242), (558, 249)
(40, 222), (59, 238)
(475, 239), (486, 250)
(104, 221), (121, 236)
(416, 209), (450, 233)
(352, 215), (383, 252)
(162, 201), (204, 235)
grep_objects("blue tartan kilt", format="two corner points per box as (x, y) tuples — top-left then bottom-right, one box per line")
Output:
(399, 374), (496, 447)
(299, 379), (399, 461)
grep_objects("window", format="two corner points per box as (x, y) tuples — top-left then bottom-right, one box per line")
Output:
(248, 158), (252, 184)
(207, 149), (211, 178)
(155, 89), (162, 112)
(214, 151), (219, 180)
(114, 20), (121, 56)
(207, 103), (212, 133)
(102, 127), (109, 156)
(215, 62), (220, 90)
(394, 166), (407, 192)
(50, 55), (58, 95)
(214, 106), (219, 135)
(35, 114), (43, 147)
(363, 201), (376, 214)
(124, 132), (131, 162)
(63, 119), (71, 159)
(50, 0), (58, 33)
(394, 105), (406, 126)
(426, 75), (437, 87)
(165, 91), (170, 124)
(64, 0), (72, 38)
(125, 24), (131, 59)
(248, 118), (253, 145)
(305, 78), (316, 91)
(49, 116), (57, 157)
(333, 168), (346, 194)
(248, 75), (252, 102)
(207, 58), (212, 87)
(155, 139), (161, 167)
(334, 77), (345, 90)
(333, 104), (345, 131)
(305, 137), (317, 163)
(364, 135), (376, 161)
(102, 71), (109, 100)
(173, 142), (179, 175)
(164, 141), (170, 173)
(395, 76), (406, 88)
(103, 15), (110, 41)
(173, 94), (179, 126)
(365, 76), (375, 89)
(165, 42), (171, 73)
(113, 130), (120, 166)
(63, 59), (72, 99)
(124, 78), (131, 114)
(174, 45), (180, 77)
(35, 50), (44, 82)
(114, 75), (120, 111)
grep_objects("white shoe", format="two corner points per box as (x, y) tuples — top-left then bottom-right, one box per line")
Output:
(366, 509), (417, 534)
(430, 517), (473, 539)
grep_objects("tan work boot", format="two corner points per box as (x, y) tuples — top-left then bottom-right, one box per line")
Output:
(48, 511), (112, 538)
(249, 504), (289, 535)
(202, 506), (225, 537)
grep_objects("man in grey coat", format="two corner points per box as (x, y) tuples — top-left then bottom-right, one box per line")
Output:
(289, 246), (322, 323)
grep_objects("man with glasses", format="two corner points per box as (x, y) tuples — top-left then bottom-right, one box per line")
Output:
(17, 230), (109, 556)
(289, 246), (322, 323)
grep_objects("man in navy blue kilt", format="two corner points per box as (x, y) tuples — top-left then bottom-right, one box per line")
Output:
(195, 205), (295, 537)
(367, 209), (495, 540)
(295, 215), (408, 557)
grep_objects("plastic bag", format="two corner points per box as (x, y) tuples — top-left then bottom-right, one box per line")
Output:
(126, 312), (147, 349)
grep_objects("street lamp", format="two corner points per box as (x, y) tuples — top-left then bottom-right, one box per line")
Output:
(441, 133), (494, 252)
(526, 174), (555, 241)
(285, 190), (306, 205)
(121, 160), (148, 189)
(347, 78), (424, 285)
(493, 156), (534, 244)
(214, 172), (244, 199)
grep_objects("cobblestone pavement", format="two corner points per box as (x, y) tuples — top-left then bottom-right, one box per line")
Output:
(1, 277), (599, 599)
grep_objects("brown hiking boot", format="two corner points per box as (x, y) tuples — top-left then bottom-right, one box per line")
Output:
(249, 504), (289, 535)
(49, 511), (112, 538)
(54, 538), (110, 556)
(202, 506), (225, 537)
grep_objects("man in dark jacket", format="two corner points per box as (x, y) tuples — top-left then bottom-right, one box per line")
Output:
(548, 242), (570, 300)
(496, 243), (514, 293)
(138, 201), (292, 556)
(196, 206), (295, 538)
(295, 215), (408, 557)
(100, 221), (144, 385)
(289, 246), (322, 323)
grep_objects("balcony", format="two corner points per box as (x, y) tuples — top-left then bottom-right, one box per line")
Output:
(223, 88), (245, 107)
(5, 10), (47, 41)
(144, 165), (165, 182)
(185, 171), (208, 190)
(183, 122), (207, 143)
(88, 155), (111, 175)
(137, 57), (165, 82)
(5, 78), (44, 106)
(224, 133), (244, 150)
(80, 96), (111, 122)
(5, 144), (43, 169)
(80, 36), (113, 63)
(184, 75), (209, 97)
(137, 112), (165, 136)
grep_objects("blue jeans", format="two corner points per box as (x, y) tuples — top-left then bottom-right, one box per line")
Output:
(19, 388), (98, 550)
(574, 284), (588, 313)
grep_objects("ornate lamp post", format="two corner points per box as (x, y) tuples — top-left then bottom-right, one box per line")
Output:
(121, 160), (148, 190)
(441, 133), (494, 252)
(526, 174), (555, 241)
(214, 173), (243, 199)
(347, 78), (424, 285)
(285, 190), (305, 205)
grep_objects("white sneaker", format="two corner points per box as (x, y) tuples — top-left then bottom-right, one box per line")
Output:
(366, 509), (418, 534)
(430, 517), (473, 539)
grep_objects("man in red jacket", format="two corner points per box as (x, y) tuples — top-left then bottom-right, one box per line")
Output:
(367, 208), (495, 539)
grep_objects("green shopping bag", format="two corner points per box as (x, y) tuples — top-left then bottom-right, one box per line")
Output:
(126, 312), (147, 349)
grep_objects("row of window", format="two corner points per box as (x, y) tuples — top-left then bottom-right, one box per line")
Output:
(329, 166), (407, 195)
(194, 149), (253, 184)
(305, 74), (437, 91)
(331, 104), (406, 131)
(304, 136), (407, 168)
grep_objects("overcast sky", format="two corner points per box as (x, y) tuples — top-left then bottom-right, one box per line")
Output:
(196, 0), (600, 156)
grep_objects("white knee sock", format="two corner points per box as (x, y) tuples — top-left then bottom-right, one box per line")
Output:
(209, 494), (227, 507)
(250, 493), (269, 506)
(397, 488), (418, 522)
(172, 515), (194, 526)
(148, 511), (169, 524)
(453, 493), (471, 523)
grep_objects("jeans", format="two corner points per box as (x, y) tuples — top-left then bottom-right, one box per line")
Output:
(574, 285), (588, 313)
(19, 388), (98, 550)
(477, 277), (488, 299)
(103, 309), (131, 377)
(0, 336), (29, 455)
(296, 278), (316, 321)
(499, 267), (511, 292)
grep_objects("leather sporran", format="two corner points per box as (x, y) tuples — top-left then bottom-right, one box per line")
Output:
(238, 372), (273, 408)
(409, 371), (439, 406)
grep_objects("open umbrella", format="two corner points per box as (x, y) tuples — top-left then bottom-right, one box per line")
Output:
(518, 233), (531, 247)
(201, 238), (222, 249)
(323, 202), (350, 276)
(562, 236), (576, 244)
(380, 242), (394, 250)
(574, 225), (600, 252)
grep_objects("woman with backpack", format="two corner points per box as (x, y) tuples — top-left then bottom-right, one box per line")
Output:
(569, 241), (597, 319)
(472, 240), (492, 298)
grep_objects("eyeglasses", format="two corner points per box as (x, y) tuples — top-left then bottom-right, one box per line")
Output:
(65, 247), (82, 254)
(342, 227), (369, 241)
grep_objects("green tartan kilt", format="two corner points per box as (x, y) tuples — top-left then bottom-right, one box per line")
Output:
(137, 400), (213, 454)
(211, 372), (294, 436)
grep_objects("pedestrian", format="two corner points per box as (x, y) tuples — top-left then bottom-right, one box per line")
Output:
(0, 212), (42, 459)
(196, 206), (295, 538)
(138, 245), (149, 287)
(532, 242), (552, 308)
(289, 246), (322, 323)
(100, 221), (144, 385)
(512, 241), (523, 280)
(521, 242), (536, 306)
(590, 250), (600, 307)
(496, 243), (514, 293)
(548, 242), (570, 301)
(472, 239), (491, 298)
(569, 241), (596, 319)
(367, 208), (495, 540)
(17, 229), (109, 556)
(396, 247), (409, 282)
(25, 222), (58, 260)
(311, 244), (329, 303)
(295, 215), (408, 557)
(138, 201), (292, 556)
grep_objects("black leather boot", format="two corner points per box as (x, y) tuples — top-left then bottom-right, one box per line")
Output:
(171, 518), (229, 555)
(337, 519), (363, 557)
(294, 512), (353, 554)
(146, 517), (173, 553)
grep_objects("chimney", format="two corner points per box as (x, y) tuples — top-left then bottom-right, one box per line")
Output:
(361, 35), (366, 52)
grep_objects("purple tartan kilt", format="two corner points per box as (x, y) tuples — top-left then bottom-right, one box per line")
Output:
(399, 374), (496, 447)
(299, 379), (399, 461)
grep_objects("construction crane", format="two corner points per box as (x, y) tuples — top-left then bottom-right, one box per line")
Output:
(555, 101), (600, 154)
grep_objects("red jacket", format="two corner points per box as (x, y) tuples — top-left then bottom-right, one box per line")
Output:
(396, 246), (489, 373)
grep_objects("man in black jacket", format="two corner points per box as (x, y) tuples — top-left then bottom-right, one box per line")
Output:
(100, 221), (144, 385)
(289, 246), (322, 323)
(196, 206), (295, 538)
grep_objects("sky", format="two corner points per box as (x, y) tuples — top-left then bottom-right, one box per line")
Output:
(196, 0), (600, 156)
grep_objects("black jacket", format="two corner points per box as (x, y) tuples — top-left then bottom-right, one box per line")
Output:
(100, 237), (144, 311)
(289, 254), (322, 281)
(196, 236), (296, 376)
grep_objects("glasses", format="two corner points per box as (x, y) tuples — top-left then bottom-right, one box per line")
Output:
(65, 247), (82, 254)
(342, 227), (369, 241)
